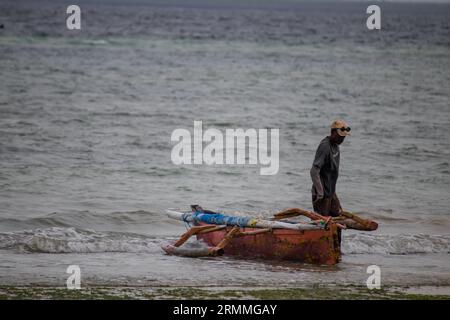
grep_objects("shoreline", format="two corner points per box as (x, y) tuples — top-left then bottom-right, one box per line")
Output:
(1, 285), (449, 300)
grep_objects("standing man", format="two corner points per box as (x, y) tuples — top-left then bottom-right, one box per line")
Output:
(310, 120), (351, 217)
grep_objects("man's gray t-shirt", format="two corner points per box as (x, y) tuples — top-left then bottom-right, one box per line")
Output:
(311, 136), (340, 197)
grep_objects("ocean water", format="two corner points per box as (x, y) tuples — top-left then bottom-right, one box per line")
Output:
(0, 0), (449, 291)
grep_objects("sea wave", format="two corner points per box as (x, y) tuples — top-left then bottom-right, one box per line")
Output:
(0, 227), (162, 254)
(0, 227), (448, 255)
(0, 210), (180, 234)
(342, 233), (450, 255)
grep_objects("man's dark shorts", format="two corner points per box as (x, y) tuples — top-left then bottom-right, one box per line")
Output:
(312, 193), (343, 248)
(312, 193), (342, 217)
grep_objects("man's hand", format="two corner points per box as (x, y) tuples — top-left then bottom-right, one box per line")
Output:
(310, 166), (324, 204)
(313, 194), (324, 204)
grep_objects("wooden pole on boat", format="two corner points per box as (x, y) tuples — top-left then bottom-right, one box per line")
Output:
(172, 225), (220, 247)
(340, 211), (378, 231)
(161, 224), (228, 256)
(273, 208), (376, 230)
(209, 226), (240, 255)
(273, 208), (327, 221)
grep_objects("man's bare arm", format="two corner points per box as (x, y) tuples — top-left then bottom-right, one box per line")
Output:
(310, 165), (324, 200)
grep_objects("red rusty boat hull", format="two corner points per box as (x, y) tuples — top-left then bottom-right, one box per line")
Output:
(196, 223), (341, 265)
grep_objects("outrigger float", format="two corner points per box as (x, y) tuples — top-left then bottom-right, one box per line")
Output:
(162, 205), (378, 265)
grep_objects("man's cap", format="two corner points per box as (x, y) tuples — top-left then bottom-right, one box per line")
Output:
(330, 119), (351, 137)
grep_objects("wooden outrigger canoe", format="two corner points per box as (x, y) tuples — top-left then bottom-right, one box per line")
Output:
(162, 206), (377, 265)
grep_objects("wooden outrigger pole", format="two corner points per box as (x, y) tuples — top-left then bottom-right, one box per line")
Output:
(161, 224), (273, 257)
(273, 208), (378, 231)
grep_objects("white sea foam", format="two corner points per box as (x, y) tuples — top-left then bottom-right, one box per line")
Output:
(342, 233), (450, 255)
(0, 227), (162, 254)
(0, 227), (449, 255)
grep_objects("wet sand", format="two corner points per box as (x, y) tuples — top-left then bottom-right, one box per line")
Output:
(1, 285), (449, 300)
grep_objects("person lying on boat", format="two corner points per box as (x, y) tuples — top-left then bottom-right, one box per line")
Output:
(310, 119), (351, 217)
